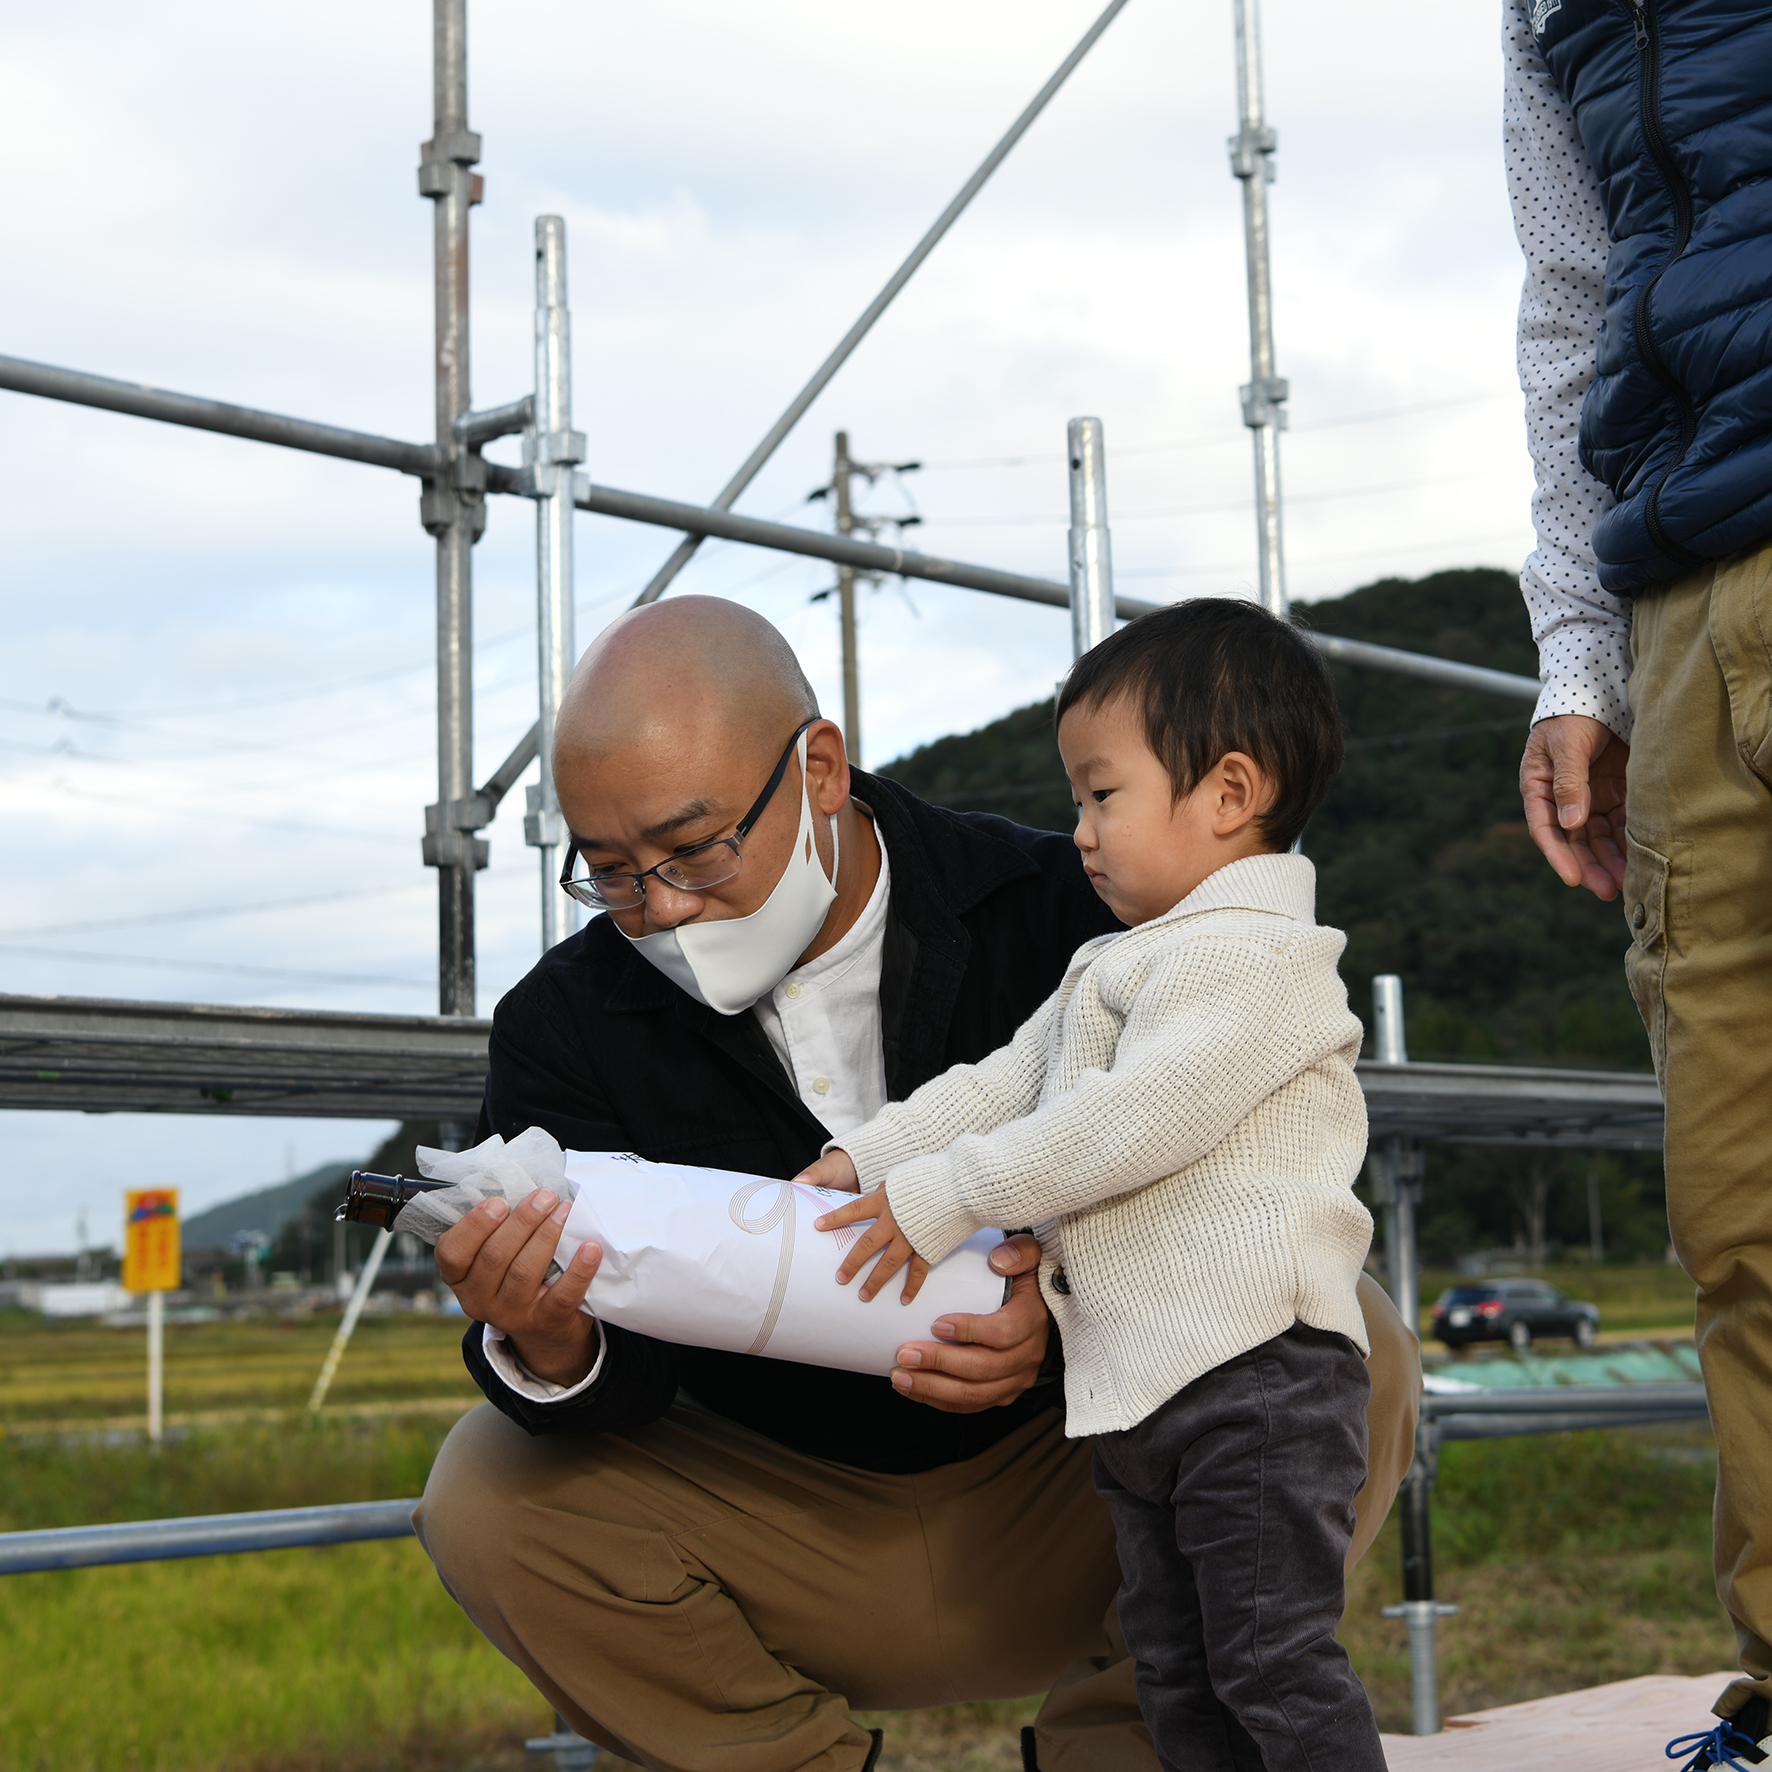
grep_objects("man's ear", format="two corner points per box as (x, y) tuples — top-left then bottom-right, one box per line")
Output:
(804, 717), (851, 817)
(1212, 752), (1272, 837)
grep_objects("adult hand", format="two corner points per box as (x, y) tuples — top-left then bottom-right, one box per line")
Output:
(1519, 713), (1630, 900)
(435, 1189), (604, 1387)
(889, 1233), (1051, 1413)
(795, 1148), (860, 1193)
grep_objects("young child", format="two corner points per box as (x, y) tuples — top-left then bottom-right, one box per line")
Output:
(804, 598), (1382, 1772)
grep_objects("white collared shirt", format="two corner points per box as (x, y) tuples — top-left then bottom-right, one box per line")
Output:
(750, 826), (890, 1140)
(483, 819), (893, 1402)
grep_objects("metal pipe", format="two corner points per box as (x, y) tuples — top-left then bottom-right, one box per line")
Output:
(525, 217), (583, 953)
(833, 431), (862, 759)
(457, 394), (533, 447)
(307, 1226), (393, 1414)
(424, 0), (483, 1017)
(571, 474), (1078, 606)
(1372, 974), (1407, 1065)
(1304, 630), (1541, 702)
(628, 0), (1136, 608)
(1230, 0), (1288, 615)
(1422, 1384), (1708, 1417)
(1381, 1419), (1456, 1734)
(1067, 417), (1115, 660)
(0, 353), (441, 476)
(0, 1500), (417, 1576)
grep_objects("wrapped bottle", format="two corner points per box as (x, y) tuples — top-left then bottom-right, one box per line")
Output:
(334, 1171), (449, 1230)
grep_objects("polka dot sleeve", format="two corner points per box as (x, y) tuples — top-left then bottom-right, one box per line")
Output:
(1503, 0), (1634, 742)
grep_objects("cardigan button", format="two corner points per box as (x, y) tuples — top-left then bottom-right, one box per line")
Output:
(1052, 1268), (1072, 1296)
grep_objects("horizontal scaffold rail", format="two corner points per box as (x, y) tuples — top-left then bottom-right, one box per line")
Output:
(1, 995), (1659, 1140)
(0, 353), (440, 477)
(0, 1500), (417, 1576)
(1423, 1383), (1707, 1442)
(0, 1388), (1704, 1574)
(0, 993), (489, 1121)
(1355, 1059), (1663, 1149)
(3, 351), (1542, 705)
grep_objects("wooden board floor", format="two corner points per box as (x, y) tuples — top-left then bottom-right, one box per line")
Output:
(1382, 1672), (1736, 1771)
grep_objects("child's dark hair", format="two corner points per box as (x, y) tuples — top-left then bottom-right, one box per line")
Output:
(1054, 598), (1343, 852)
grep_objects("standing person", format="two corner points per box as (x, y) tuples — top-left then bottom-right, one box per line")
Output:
(809, 600), (1383, 1772)
(1506, 2), (1772, 1763)
(414, 595), (1420, 1772)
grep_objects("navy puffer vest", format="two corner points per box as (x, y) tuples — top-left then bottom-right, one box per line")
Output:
(1531, 0), (1772, 593)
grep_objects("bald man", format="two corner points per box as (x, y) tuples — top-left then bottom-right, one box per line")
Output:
(413, 598), (1419, 1772)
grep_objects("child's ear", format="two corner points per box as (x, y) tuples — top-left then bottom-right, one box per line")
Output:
(1212, 753), (1272, 836)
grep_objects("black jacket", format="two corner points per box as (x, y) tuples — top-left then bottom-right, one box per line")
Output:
(463, 769), (1119, 1473)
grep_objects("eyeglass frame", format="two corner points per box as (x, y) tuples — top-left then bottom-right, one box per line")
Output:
(557, 717), (821, 911)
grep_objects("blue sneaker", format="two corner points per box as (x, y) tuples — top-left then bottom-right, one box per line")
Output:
(1667, 1697), (1770, 1772)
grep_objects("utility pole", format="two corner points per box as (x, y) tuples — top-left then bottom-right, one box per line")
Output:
(1229, 0), (1289, 616)
(832, 431), (861, 761)
(418, 0), (488, 1018)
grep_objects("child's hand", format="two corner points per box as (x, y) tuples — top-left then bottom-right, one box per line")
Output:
(793, 1148), (861, 1193)
(814, 1187), (930, 1305)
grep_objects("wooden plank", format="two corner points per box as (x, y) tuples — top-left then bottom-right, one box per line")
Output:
(1382, 1672), (1736, 1772)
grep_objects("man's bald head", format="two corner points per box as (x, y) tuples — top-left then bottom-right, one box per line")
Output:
(555, 597), (818, 775)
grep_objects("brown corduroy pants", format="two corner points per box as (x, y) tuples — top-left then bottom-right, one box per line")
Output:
(1624, 545), (1772, 1720)
(413, 1274), (1417, 1772)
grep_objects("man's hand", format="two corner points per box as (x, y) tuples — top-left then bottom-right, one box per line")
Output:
(435, 1189), (604, 1388)
(887, 1233), (1052, 1413)
(795, 1148), (861, 1193)
(1520, 713), (1630, 900)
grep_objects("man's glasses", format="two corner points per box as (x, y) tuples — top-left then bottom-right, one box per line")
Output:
(559, 718), (818, 912)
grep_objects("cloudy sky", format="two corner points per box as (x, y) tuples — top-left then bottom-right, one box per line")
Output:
(0, 0), (1535, 1255)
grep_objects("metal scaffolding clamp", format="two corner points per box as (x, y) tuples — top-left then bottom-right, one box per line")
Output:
(1227, 121), (1278, 180)
(524, 784), (567, 851)
(417, 126), (483, 196)
(1238, 374), (1290, 430)
(422, 799), (491, 871)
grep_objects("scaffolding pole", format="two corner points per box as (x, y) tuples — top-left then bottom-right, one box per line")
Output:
(420, 0), (486, 1021)
(1066, 416), (1115, 660)
(1229, 0), (1288, 616)
(524, 217), (583, 953)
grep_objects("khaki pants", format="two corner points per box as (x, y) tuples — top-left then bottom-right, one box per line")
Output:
(414, 1275), (1418, 1772)
(1625, 545), (1772, 1720)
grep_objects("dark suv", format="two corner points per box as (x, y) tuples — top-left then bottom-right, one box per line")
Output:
(1431, 1279), (1601, 1351)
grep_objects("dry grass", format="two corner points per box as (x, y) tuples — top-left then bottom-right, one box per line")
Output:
(0, 1308), (477, 1429)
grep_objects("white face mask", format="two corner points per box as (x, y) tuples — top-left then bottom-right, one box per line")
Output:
(621, 731), (840, 1015)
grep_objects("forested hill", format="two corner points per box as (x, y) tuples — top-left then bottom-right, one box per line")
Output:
(880, 567), (1649, 1074)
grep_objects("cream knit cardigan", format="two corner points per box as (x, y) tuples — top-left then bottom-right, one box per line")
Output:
(837, 852), (1373, 1437)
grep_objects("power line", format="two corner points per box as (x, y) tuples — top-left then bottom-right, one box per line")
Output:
(0, 943), (430, 990)
(911, 469), (1503, 529)
(0, 881), (429, 942)
(914, 391), (1515, 472)
(1116, 528), (1530, 580)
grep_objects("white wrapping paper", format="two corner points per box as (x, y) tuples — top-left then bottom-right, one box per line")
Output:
(555, 1149), (1010, 1376)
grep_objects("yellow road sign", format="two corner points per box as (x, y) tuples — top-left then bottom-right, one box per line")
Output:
(123, 1189), (181, 1293)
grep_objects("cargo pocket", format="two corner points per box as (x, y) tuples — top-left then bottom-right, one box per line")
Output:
(1622, 832), (1670, 1085)
(1709, 544), (1772, 789)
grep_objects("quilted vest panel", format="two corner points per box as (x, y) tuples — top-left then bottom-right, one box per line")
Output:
(1531, 0), (1772, 592)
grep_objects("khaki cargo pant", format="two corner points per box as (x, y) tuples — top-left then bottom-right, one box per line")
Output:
(413, 1274), (1417, 1772)
(1624, 544), (1772, 1720)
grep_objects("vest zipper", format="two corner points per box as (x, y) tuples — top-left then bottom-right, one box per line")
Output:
(1625, 0), (1703, 566)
